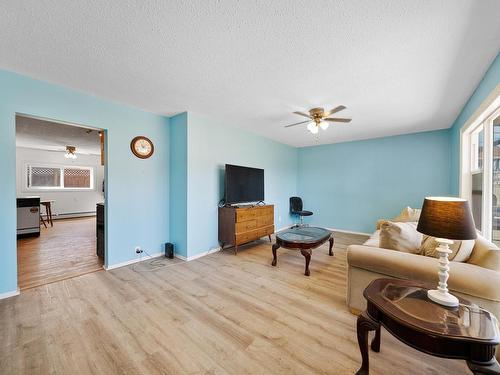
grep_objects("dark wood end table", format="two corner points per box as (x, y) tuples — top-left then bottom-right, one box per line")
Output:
(271, 226), (333, 276)
(356, 278), (500, 375)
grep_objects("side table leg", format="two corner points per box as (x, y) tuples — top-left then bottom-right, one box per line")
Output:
(300, 249), (311, 276)
(467, 358), (500, 375)
(356, 311), (380, 375)
(329, 236), (334, 256)
(268, 234), (272, 243)
(272, 243), (280, 266)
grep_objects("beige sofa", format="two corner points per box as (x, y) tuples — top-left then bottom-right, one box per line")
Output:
(347, 226), (500, 359)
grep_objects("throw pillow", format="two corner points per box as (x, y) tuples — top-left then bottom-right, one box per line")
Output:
(376, 207), (421, 230)
(393, 206), (421, 223)
(379, 221), (422, 254)
(420, 235), (475, 262)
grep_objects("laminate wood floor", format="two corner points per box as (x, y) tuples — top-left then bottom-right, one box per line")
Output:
(2, 232), (468, 374)
(17, 217), (103, 290)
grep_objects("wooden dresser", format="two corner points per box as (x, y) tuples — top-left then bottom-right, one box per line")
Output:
(218, 204), (274, 254)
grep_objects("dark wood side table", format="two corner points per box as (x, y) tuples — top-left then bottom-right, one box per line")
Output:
(356, 278), (500, 375)
(272, 226), (333, 276)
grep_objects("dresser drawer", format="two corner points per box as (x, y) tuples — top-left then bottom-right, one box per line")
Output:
(236, 209), (257, 222)
(235, 228), (260, 245)
(236, 219), (257, 233)
(256, 215), (274, 227)
(255, 206), (274, 217)
(259, 225), (274, 237)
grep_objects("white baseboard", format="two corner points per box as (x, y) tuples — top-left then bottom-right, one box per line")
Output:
(327, 227), (371, 236)
(170, 225), (369, 264)
(105, 252), (164, 270)
(0, 288), (20, 300)
(276, 225), (292, 232)
(175, 246), (221, 262)
(277, 224), (370, 236)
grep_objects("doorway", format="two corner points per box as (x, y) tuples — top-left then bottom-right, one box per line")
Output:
(15, 114), (106, 289)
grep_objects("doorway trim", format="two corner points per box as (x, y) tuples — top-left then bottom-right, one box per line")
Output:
(15, 112), (108, 291)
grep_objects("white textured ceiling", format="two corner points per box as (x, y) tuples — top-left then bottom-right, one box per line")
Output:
(16, 116), (101, 155)
(1, 1), (500, 147)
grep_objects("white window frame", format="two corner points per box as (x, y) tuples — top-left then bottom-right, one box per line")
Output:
(460, 88), (500, 240)
(24, 163), (95, 192)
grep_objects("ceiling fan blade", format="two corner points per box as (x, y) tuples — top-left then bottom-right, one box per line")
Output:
(293, 111), (312, 119)
(284, 120), (311, 128)
(324, 105), (346, 117)
(324, 118), (351, 123)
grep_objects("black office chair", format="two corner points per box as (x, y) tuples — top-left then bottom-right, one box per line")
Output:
(290, 197), (313, 228)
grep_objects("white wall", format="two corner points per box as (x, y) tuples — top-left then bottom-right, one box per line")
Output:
(16, 147), (104, 217)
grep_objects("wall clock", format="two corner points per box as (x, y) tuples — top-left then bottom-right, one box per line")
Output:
(130, 136), (154, 159)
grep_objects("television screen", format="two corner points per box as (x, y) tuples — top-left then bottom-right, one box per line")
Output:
(225, 164), (264, 204)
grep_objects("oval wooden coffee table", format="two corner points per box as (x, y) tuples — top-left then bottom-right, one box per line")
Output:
(356, 278), (500, 375)
(271, 226), (333, 276)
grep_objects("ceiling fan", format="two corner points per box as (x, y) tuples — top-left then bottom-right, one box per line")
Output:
(284, 105), (351, 134)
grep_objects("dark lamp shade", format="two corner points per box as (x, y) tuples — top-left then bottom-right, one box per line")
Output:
(417, 197), (477, 240)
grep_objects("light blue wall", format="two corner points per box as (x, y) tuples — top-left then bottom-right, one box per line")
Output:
(449, 53), (500, 195)
(169, 112), (188, 258)
(186, 113), (298, 257)
(298, 130), (452, 233)
(0, 70), (170, 293)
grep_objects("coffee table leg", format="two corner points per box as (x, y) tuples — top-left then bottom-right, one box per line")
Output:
(329, 236), (334, 256)
(356, 311), (380, 375)
(371, 327), (381, 352)
(467, 358), (500, 375)
(300, 249), (311, 276)
(272, 243), (280, 266)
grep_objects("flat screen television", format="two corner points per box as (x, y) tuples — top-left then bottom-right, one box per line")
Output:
(225, 164), (264, 204)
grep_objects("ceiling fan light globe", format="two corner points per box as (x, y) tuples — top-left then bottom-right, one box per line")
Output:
(307, 122), (315, 132)
(320, 121), (329, 130)
(310, 126), (319, 134)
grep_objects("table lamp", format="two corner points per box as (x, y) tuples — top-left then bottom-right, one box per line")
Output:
(417, 197), (477, 307)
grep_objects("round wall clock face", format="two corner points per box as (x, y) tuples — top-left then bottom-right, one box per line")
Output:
(131, 136), (154, 159)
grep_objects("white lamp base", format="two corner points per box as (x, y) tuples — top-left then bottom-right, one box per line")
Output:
(427, 238), (459, 308)
(427, 289), (459, 307)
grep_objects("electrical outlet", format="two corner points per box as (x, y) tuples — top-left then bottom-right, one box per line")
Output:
(135, 246), (143, 254)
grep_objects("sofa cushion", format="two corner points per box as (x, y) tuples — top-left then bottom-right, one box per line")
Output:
(468, 234), (500, 271)
(379, 221), (422, 254)
(420, 235), (475, 262)
(347, 245), (500, 302)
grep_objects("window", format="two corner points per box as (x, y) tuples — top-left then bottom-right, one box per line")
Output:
(470, 126), (484, 230)
(461, 97), (500, 245)
(26, 164), (94, 190)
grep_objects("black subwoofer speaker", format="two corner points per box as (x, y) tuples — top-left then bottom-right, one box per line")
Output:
(165, 242), (174, 259)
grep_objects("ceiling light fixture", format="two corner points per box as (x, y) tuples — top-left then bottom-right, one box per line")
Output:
(64, 146), (77, 159)
(284, 105), (352, 136)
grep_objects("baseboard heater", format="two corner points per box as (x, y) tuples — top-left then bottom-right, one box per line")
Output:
(45, 211), (96, 220)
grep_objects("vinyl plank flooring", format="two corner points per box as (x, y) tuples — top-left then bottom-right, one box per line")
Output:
(1, 231), (469, 374)
(17, 217), (103, 290)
